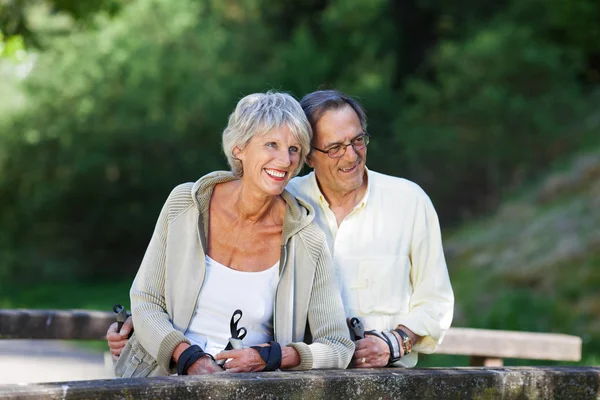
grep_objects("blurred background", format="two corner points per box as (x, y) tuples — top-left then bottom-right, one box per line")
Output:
(0, 0), (599, 376)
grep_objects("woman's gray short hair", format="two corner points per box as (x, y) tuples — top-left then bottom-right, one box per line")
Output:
(223, 91), (312, 177)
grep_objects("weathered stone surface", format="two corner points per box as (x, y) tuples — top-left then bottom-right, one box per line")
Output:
(0, 310), (114, 340)
(0, 367), (598, 400)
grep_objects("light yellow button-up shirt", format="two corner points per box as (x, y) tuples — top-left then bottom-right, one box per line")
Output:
(287, 168), (454, 367)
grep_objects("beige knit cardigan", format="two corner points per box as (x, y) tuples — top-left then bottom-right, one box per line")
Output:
(115, 171), (353, 377)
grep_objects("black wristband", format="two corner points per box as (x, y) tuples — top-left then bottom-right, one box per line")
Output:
(266, 341), (282, 371)
(365, 330), (402, 365)
(250, 341), (282, 371)
(177, 345), (209, 375)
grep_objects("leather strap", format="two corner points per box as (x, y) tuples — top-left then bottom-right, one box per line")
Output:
(224, 309), (247, 351)
(365, 330), (403, 364)
(177, 345), (213, 375)
(217, 309), (248, 366)
(250, 341), (282, 371)
(394, 328), (412, 355)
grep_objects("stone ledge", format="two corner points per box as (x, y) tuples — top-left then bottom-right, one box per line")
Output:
(1, 367), (599, 399)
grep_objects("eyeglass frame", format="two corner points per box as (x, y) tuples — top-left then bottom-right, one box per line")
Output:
(311, 132), (371, 159)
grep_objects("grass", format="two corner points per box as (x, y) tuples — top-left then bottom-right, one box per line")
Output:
(442, 145), (600, 368)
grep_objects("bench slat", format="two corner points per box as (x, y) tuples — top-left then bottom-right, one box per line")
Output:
(0, 310), (583, 362)
(436, 327), (582, 361)
(0, 309), (114, 340)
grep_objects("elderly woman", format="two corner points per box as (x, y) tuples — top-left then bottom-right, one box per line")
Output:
(113, 92), (353, 377)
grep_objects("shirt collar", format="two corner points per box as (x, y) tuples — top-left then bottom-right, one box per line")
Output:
(310, 166), (372, 211)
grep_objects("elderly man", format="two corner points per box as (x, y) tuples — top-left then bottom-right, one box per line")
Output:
(107, 90), (454, 368)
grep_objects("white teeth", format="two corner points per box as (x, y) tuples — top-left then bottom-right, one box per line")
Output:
(265, 169), (285, 178)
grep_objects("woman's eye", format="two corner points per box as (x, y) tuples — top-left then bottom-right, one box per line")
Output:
(266, 142), (277, 148)
(289, 146), (299, 153)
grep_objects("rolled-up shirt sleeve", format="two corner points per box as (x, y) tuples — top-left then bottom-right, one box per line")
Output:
(395, 193), (454, 354)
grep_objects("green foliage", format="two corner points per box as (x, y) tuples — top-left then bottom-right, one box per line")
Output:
(0, 0), (246, 281)
(395, 24), (586, 218)
(0, 0), (599, 284)
(0, 0), (126, 49)
(0, 31), (26, 60)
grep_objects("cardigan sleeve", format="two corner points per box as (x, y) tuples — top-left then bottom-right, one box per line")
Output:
(129, 186), (192, 373)
(286, 242), (354, 369)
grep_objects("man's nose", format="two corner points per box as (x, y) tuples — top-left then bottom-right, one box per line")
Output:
(343, 144), (359, 161)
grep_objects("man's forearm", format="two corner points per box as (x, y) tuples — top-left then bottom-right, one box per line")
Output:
(395, 325), (421, 345)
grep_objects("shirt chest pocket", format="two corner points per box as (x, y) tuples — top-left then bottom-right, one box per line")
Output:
(353, 256), (412, 315)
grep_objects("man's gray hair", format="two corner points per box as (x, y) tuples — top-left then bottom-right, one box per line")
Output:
(223, 91), (312, 177)
(299, 90), (368, 135)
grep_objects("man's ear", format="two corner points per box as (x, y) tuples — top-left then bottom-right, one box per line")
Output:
(306, 151), (315, 168)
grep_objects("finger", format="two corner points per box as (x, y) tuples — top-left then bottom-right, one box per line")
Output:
(223, 359), (240, 371)
(107, 322), (118, 336)
(354, 339), (372, 351)
(215, 349), (245, 360)
(112, 354), (118, 362)
(106, 332), (121, 342)
(110, 349), (122, 359)
(353, 348), (373, 359)
(108, 338), (128, 350)
(120, 316), (134, 337)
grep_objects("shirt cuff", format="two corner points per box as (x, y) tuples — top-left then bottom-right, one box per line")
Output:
(395, 314), (444, 354)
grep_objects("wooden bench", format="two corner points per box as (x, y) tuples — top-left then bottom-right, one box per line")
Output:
(0, 309), (582, 366)
(434, 327), (581, 366)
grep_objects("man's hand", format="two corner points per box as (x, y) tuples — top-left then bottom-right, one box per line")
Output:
(353, 334), (399, 368)
(215, 348), (266, 373)
(106, 316), (133, 361)
(186, 355), (225, 375)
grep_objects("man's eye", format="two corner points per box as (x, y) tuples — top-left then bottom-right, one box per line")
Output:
(289, 146), (299, 153)
(353, 137), (365, 144)
(328, 145), (342, 154)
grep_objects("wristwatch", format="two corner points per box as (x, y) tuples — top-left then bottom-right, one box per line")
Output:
(394, 329), (413, 355)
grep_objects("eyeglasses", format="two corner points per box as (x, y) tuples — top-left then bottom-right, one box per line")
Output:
(311, 133), (371, 159)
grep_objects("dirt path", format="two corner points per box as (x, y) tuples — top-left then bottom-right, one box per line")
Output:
(0, 340), (114, 384)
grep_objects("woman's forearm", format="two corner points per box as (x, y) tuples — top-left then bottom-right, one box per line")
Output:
(280, 346), (301, 369)
(172, 342), (191, 364)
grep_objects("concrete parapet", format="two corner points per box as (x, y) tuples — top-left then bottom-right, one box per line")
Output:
(1, 367), (599, 399)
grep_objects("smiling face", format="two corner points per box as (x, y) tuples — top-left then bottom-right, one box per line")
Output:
(233, 125), (302, 197)
(307, 105), (367, 197)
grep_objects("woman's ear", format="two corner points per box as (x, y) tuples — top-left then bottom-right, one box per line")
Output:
(232, 146), (243, 161)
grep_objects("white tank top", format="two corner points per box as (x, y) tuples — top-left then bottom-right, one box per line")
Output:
(185, 255), (279, 356)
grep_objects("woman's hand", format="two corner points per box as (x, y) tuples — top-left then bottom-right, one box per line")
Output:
(186, 355), (225, 375)
(215, 348), (266, 373)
